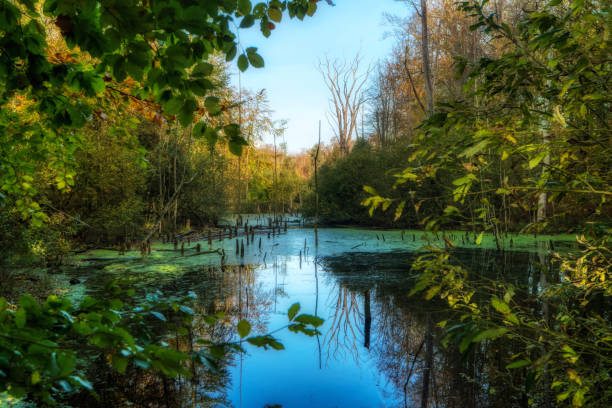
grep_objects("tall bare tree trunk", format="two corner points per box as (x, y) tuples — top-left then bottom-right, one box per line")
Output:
(273, 131), (278, 222)
(314, 121), (321, 247)
(421, 0), (434, 115)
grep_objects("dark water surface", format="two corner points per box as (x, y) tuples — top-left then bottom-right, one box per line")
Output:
(68, 227), (570, 408)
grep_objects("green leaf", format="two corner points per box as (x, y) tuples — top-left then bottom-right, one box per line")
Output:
(204, 96), (221, 115)
(444, 205), (460, 216)
(506, 359), (531, 369)
(294, 314), (324, 328)
(193, 62), (213, 77)
(268, 7), (282, 23)
(528, 151), (548, 169)
(178, 98), (198, 127)
(229, 137), (246, 156)
(237, 54), (249, 72)
(246, 336), (268, 347)
(394, 201), (405, 221)
(307, 2), (317, 16)
(204, 127), (218, 146)
(363, 185), (377, 195)
(193, 122), (206, 138)
(237, 319), (251, 338)
(472, 327), (508, 342)
(15, 307), (26, 328)
(224, 123), (240, 138)
(491, 296), (511, 315)
(246, 48), (264, 68)
(505, 313), (520, 325)
(163, 96), (184, 115)
(91, 76), (106, 93)
(475, 231), (484, 245)
(425, 285), (441, 300)
(238, 0), (252, 15)
(288, 303), (300, 321)
(459, 139), (489, 158)
(240, 15), (255, 28)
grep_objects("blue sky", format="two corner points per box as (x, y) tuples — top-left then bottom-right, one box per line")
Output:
(230, 0), (409, 153)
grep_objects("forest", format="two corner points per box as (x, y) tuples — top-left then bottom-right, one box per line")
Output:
(0, 0), (610, 407)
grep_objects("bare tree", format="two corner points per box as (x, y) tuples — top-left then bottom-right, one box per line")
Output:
(412, 0), (435, 115)
(319, 54), (371, 155)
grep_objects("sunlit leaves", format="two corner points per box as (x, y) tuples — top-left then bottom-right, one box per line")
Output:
(528, 151), (548, 169)
(1, 0), (324, 225)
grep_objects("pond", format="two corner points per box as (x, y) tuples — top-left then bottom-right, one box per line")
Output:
(64, 225), (575, 408)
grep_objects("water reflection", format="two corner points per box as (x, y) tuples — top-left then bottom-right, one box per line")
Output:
(66, 229), (564, 407)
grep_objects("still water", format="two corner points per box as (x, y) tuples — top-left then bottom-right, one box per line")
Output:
(69, 226), (571, 407)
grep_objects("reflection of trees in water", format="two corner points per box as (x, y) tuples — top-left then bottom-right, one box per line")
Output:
(324, 249), (556, 408)
(324, 284), (364, 362)
(65, 263), (275, 408)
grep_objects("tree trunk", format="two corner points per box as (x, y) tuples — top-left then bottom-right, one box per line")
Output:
(421, 0), (434, 115)
(314, 121), (321, 247)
